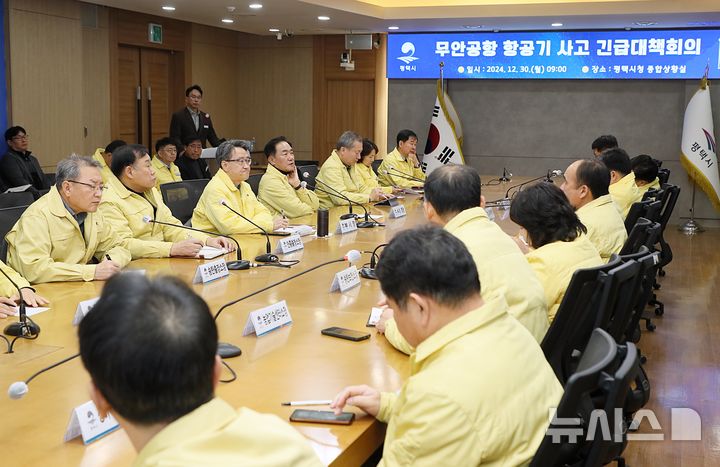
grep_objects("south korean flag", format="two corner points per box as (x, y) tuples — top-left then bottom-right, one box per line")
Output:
(423, 80), (464, 175)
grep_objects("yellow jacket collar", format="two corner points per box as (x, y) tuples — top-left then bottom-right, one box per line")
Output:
(265, 162), (287, 180)
(578, 193), (614, 212)
(330, 149), (350, 168)
(217, 168), (240, 192)
(444, 206), (489, 232)
(48, 186), (79, 221)
(108, 174), (154, 201)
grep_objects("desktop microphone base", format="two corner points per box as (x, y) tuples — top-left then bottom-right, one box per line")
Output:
(359, 267), (377, 280)
(218, 342), (242, 358)
(227, 260), (252, 270)
(4, 320), (40, 337)
(357, 221), (379, 228)
(340, 213), (356, 220)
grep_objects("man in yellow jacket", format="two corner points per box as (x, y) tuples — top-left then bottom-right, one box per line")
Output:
(192, 140), (288, 234)
(91, 139), (126, 184)
(561, 159), (627, 262)
(258, 136), (318, 218)
(99, 144), (233, 259)
(332, 226), (562, 466)
(601, 148), (643, 218)
(6, 155), (131, 284)
(632, 154), (661, 195)
(378, 165), (548, 352)
(315, 131), (388, 209)
(151, 137), (183, 189)
(79, 274), (322, 467)
(377, 129), (426, 189)
(0, 261), (48, 319)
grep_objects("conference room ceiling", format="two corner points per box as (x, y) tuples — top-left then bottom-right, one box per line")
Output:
(86, 0), (720, 36)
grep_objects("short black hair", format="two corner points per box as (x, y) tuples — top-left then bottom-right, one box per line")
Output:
(396, 129), (417, 146)
(599, 147), (632, 176)
(591, 135), (618, 152)
(376, 225), (480, 309)
(631, 154), (660, 183)
(575, 159), (610, 199)
(263, 136), (291, 158)
(510, 183), (587, 248)
(424, 165), (482, 217)
(155, 136), (179, 154)
(105, 140), (127, 154)
(4, 126), (26, 141)
(111, 143), (148, 177)
(79, 274), (218, 425)
(183, 136), (202, 146)
(361, 138), (378, 160)
(185, 84), (203, 97)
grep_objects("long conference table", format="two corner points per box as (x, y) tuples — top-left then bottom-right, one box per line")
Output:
(0, 177), (527, 467)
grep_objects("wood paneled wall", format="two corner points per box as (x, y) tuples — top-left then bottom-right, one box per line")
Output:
(81, 4), (111, 155)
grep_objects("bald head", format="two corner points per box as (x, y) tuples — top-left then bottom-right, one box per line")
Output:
(561, 159), (610, 209)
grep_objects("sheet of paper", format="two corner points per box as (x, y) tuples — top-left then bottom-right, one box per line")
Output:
(197, 246), (228, 259)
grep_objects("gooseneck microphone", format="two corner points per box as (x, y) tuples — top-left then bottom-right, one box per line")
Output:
(499, 167), (512, 182)
(8, 353), (80, 399)
(502, 169), (563, 199)
(218, 200), (276, 262)
(1, 267), (40, 338)
(142, 216), (250, 270)
(305, 175), (382, 228)
(385, 165), (425, 184)
(359, 243), (388, 280)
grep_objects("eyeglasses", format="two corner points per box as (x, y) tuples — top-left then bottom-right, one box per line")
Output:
(11, 135), (28, 141)
(68, 180), (107, 192)
(225, 158), (252, 166)
(160, 147), (178, 153)
(188, 94), (202, 100)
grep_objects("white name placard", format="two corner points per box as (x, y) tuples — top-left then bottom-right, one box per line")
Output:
(330, 266), (361, 293)
(63, 400), (119, 445)
(389, 204), (407, 218)
(242, 300), (293, 337)
(335, 218), (358, 234)
(276, 234), (304, 254)
(72, 297), (100, 326)
(192, 258), (229, 284)
(366, 307), (385, 327)
(485, 207), (496, 221)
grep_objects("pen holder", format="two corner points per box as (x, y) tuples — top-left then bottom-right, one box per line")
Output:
(317, 208), (329, 237)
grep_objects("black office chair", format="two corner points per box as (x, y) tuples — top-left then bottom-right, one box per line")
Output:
(159, 179), (210, 225)
(371, 159), (382, 176)
(655, 184), (680, 276)
(541, 257), (622, 384)
(624, 200), (661, 233)
(45, 173), (56, 186)
(294, 160), (318, 168)
(0, 205), (30, 262)
(595, 259), (643, 345)
(657, 168), (670, 185)
(0, 192), (35, 209)
(619, 218), (661, 256)
(247, 174), (262, 196)
(298, 165), (319, 188)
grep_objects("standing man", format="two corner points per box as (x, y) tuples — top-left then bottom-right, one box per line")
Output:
(6, 155), (130, 284)
(152, 137), (183, 188)
(92, 139), (127, 184)
(377, 129), (426, 188)
(175, 136), (210, 180)
(561, 159), (627, 262)
(258, 136), (318, 218)
(169, 85), (224, 148)
(1, 126), (50, 191)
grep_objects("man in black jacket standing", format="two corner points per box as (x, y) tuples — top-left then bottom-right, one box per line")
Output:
(1, 126), (50, 192)
(169, 85), (225, 149)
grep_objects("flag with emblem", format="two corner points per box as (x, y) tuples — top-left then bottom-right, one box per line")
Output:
(422, 79), (464, 175)
(681, 67), (720, 211)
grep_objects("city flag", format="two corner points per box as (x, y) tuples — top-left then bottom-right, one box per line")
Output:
(422, 79), (464, 175)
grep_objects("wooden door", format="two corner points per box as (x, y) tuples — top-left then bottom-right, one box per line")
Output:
(117, 46), (141, 144)
(323, 80), (375, 162)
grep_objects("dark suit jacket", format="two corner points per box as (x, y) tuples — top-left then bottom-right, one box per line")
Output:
(169, 107), (224, 148)
(175, 155), (210, 181)
(0, 149), (50, 191)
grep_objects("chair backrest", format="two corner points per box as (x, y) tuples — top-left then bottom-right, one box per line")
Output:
(159, 179), (210, 224)
(657, 184), (680, 231)
(293, 160), (318, 168)
(643, 200), (662, 223)
(541, 257), (622, 384)
(371, 159), (382, 175)
(619, 217), (651, 255)
(247, 174), (262, 196)
(0, 205), (30, 262)
(0, 191), (35, 209)
(298, 165), (319, 188)
(595, 259), (643, 343)
(530, 328), (619, 467)
(642, 187), (664, 202)
(624, 200), (651, 233)
(618, 248), (661, 345)
(657, 167), (670, 185)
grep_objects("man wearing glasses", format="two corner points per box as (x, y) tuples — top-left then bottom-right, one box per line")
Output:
(1, 126), (51, 191)
(6, 155), (130, 284)
(175, 136), (210, 181)
(169, 84), (225, 149)
(152, 137), (183, 188)
(192, 140), (289, 234)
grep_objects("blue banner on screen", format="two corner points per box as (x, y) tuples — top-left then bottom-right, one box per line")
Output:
(387, 29), (720, 79)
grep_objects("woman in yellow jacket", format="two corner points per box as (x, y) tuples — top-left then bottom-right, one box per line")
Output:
(355, 139), (393, 196)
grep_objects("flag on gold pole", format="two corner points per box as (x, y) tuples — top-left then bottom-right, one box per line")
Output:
(422, 78), (464, 175)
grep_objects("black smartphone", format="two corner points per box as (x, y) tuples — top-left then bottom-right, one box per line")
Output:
(321, 326), (371, 342)
(290, 409), (355, 425)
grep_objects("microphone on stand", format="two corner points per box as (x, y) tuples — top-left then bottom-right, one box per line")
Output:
(1, 267), (40, 338)
(308, 175), (355, 220)
(544, 169), (563, 182)
(305, 175), (382, 228)
(359, 243), (388, 280)
(142, 216), (250, 270)
(385, 165), (425, 184)
(218, 200), (276, 262)
(8, 353), (79, 399)
(499, 167), (512, 182)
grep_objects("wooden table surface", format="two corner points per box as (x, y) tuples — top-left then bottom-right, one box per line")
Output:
(0, 177), (524, 467)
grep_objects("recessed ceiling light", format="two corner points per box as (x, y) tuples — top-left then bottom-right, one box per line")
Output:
(162, 6), (175, 11)
(269, 28), (280, 32)
(318, 16), (330, 21)
(633, 21), (658, 27)
(249, 3), (262, 9)
(388, 26), (399, 30)
(551, 22), (563, 27)
(222, 18), (234, 24)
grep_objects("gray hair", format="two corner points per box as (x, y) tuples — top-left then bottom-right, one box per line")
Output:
(215, 139), (252, 164)
(55, 154), (101, 190)
(335, 131), (362, 151)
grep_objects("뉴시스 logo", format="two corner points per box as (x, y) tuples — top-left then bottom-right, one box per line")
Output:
(398, 42), (419, 64)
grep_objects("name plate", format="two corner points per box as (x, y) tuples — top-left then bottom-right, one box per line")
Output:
(389, 204), (407, 218)
(366, 307), (385, 327)
(192, 258), (229, 284)
(63, 400), (119, 445)
(485, 207), (496, 221)
(242, 300), (292, 337)
(72, 297), (100, 326)
(276, 233), (304, 254)
(330, 266), (361, 293)
(335, 218), (358, 234)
